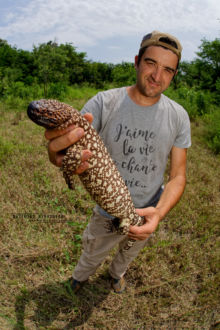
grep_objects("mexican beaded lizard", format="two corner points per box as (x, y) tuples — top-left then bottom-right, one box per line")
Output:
(27, 99), (144, 249)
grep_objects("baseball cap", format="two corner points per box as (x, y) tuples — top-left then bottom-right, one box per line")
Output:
(140, 31), (182, 60)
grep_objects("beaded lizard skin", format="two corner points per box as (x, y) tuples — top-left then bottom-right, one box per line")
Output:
(27, 99), (144, 249)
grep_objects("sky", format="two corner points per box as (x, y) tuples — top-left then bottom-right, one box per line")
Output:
(0, 0), (219, 64)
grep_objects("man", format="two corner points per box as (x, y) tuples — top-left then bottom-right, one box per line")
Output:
(45, 31), (191, 293)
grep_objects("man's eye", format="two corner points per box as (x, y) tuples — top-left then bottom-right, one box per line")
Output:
(145, 60), (155, 66)
(165, 68), (175, 75)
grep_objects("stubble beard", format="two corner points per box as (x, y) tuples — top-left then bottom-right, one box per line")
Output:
(136, 78), (163, 100)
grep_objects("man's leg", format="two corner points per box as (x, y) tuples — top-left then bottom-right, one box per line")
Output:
(109, 237), (148, 280)
(73, 207), (126, 282)
(109, 192), (163, 280)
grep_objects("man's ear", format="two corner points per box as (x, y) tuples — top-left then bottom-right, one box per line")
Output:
(134, 55), (139, 69)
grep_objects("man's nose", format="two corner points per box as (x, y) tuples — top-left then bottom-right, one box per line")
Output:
(151, 65), (163, 82)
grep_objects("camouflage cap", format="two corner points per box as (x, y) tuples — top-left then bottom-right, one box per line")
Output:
(140, 30), (182, 60)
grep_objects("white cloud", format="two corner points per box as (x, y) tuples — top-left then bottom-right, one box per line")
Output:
(0, 0), (219, 62)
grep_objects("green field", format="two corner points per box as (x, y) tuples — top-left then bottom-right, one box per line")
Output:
(0, 91), (219, 329)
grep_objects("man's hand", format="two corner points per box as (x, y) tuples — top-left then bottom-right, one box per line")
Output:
(128, 207), (161, 240)
(44, 113), (93, 174)
(129, 147), (187, 241)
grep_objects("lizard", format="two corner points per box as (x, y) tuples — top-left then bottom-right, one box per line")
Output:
(27, 99), (144, 249)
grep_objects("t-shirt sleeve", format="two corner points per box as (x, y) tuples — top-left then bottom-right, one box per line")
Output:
(174, 108), (191, 148)
(80, 92), (103, 133)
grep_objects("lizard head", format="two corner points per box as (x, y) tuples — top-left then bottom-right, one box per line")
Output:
(27, 99), (74, 129)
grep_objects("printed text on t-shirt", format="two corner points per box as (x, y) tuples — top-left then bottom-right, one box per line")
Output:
(113, 124), (157, 188)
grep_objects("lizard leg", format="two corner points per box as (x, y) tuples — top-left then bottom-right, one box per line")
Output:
(62, 145), (83, 189)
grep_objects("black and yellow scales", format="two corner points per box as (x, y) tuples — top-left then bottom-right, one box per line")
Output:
(27, 99), (144, 249)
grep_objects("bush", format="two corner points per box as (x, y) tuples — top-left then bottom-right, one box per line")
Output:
(165, 86), (212, 120)
(1, 83), (43, 109)
(3, 82), (43, 99)
(203, 108), (220, 154)
(47, 82), (68, 99)
(65, 84), (101, 102)
(112, 62), (136, 87)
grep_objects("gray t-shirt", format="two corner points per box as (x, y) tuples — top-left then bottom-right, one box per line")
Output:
(81, 87), (191, 208)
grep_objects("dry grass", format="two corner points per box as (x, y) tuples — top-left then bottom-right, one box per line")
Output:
(0, 101), (219, 329)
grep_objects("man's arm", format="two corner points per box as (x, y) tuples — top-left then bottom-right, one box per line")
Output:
(128, 146), (187, 240)
(156, 146), (187, 220)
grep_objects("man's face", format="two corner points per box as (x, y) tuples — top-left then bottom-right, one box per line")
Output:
(135, 46), (178, 100)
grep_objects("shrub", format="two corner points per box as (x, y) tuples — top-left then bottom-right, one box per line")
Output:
(165, 86), (212, 120)
(47, 82), (68, 99)
(203, 108), (220, 154)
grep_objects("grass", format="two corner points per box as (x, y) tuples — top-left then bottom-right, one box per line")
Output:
(0, 94), (220, 329)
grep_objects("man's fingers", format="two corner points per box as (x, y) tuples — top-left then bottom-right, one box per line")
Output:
(135, 208), (146, 217)
(128, 233), (149, 240)
(81, 150), (93, 161)
(83, 112), (93, 124)
(129, 225), (143, 235)
(48, 128), (84, 153)
(45, 124), (76, 140)
(75, 150), (93, 174)
(44, 113), (93, 140)
(75, 161), (90, 174)
(128, 224), (151, 240)
(53, 153), (65, 168)
(49, 149), (92, 169)
(45, 112), (93, 170)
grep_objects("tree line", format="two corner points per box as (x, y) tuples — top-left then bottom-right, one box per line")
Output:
(0, 36), (220, 154)
(0, 37), (219, 102)
(0, 39), (134, 97)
